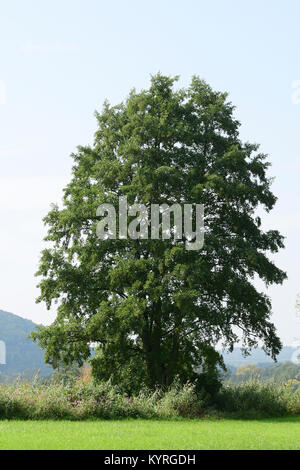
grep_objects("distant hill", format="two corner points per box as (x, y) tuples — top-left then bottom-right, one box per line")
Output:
(223, 346), (297, 370)
(0, 309), (52, 381)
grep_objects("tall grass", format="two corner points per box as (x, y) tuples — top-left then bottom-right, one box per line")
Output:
(0, 378), (206, 420)
(216, 379), (300, 417)
(1, 377), (300, 420)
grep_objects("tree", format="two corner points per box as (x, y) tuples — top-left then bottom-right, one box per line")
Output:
(235, 364), (262, 382)
(32, 74), (286, 391)
(51, 361), (81, 385)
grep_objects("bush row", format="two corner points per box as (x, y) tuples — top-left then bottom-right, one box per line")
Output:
(216, 380), (300, 417)
(0, 379), (207, 420)
(1, 378), (300, 420)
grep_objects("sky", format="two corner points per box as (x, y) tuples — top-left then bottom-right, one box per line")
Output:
(0, 0), (299, 346)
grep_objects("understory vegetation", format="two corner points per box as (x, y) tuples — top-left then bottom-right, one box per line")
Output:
(0, 378), (206, 420)
(1, 373), (300, 420)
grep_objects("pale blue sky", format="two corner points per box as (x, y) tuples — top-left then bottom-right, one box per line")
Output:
(0, 0), (299, 346)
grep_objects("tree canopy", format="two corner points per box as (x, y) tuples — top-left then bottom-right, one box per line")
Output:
(32, 74), (286, 391)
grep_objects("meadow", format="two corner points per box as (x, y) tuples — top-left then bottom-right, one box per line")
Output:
(1, 418), (300, 450)
(2, 378), (300, 450)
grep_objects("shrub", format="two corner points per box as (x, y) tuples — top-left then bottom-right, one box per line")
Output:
(2, 378), (300, 420)
(0, 378), (205, 420)
(156, 381), (206, 418)
(215, 380), (297, 417)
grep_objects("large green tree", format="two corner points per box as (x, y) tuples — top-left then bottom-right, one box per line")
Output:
(32, 74), (286, 390)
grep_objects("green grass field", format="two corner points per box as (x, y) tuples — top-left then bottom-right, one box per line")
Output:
(1, 418), (300, 450)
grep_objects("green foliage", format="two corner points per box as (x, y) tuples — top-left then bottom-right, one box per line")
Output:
(90, 349), (147, 395)
(32, 73), (286, 389)
(235, 364), (262, 380)
(228, 361), (300, 386)
(2, 378), (300, 420)
(215, 381), (297, 417)
(0, 380), (206, 420)
(155, 378), (205, 418)
(51, 362), (81, 385)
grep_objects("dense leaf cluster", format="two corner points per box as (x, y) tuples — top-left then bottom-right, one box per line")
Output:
(32, 75), (286, 389)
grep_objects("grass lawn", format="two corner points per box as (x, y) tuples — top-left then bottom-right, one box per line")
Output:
(1, 417), (300, 450)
